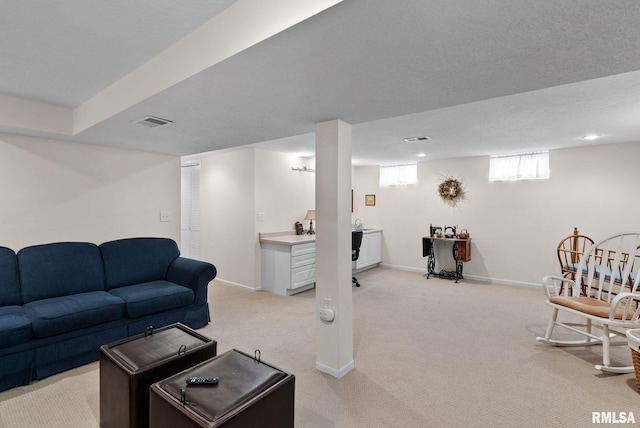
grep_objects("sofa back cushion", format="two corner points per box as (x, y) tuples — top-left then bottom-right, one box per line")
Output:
(0, 247), (21, 306)
(100, 238), (180, 290)
(18, 242), (105, 303)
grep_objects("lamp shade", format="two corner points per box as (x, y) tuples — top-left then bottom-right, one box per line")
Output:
(304, 210), (315, 220)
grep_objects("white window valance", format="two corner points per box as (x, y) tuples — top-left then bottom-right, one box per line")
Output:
(489, 152), (550, 182)
(380, 164), (418, 186)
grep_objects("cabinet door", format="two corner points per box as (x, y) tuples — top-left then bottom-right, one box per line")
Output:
(356, 234), (371, 269)
(291, 264), (315, 289)
(369, 232), (381, 264)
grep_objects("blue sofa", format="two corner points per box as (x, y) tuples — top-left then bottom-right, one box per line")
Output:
(0, 237), (217, 392)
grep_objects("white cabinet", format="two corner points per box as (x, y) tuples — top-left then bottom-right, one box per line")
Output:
(260, 229), (381, 295)
(355, 231), (382, 271)
(290, 243), (316, 290)
(261, 242), (316, 296)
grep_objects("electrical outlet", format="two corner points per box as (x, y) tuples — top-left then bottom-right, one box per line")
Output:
(160, 211), (171, 222)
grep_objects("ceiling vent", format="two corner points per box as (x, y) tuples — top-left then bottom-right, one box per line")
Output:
(132, 116), (174, 129)
(403, 136), (431, 143)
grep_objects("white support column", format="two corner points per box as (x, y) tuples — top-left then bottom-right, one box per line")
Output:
(315, 119), (354, 378)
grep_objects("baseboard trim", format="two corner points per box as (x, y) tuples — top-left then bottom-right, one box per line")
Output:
(379, 263), (539, 289)
(379, 263), (424, 273)
(215, 266), (540, 292)
(316, 360), (354, 378)
(463, 274), (539, 289)
(213, 278), (261, 291)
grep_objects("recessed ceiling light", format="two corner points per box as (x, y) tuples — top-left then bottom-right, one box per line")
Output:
(582, 134), (601, 141)
(403, 136), (431, 143)
(416, 153), (426, 157)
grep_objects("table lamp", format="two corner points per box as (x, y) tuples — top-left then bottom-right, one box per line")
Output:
(304, 210), (315, 235)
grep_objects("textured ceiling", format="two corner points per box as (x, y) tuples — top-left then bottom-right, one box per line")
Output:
(2, 0), (640, 165)
(0, 0), (237, 107)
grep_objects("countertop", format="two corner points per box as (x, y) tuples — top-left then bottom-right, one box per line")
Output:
(259, 229), (380, 246)
(259, 232), (316, 245)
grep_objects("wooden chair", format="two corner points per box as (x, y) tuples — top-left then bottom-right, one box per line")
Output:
(537, 232), (640, 373)
(557, 228), (594, 285)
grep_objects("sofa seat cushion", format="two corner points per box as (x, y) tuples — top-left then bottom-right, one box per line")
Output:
(0, 306), (32, 348)
(23, 291), (125, 338)
(108, 280), (194, 319)
(550, 296), (633, 320)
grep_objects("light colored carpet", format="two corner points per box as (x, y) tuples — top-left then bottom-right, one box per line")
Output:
(1, 267), (638, 427)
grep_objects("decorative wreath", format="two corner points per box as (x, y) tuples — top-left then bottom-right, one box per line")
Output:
(438, 177), (462, 201)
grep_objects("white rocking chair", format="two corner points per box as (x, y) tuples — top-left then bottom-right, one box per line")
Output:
(537, 232), (640, 373)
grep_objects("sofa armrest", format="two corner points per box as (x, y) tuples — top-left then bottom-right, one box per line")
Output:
(166, 257), (217, 306)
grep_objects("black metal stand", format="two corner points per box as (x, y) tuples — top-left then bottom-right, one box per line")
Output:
(422, 237), (464, 283)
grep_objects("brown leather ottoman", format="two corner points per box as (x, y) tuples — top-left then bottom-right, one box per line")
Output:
(149, 349), (295, 427)
(100, 323), (217, 428)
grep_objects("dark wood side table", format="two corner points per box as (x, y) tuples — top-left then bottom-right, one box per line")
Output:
(422, 236), (472, 283)
(100, 323), (217, 428)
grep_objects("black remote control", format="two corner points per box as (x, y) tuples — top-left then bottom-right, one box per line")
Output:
(186, 376), (219, 385)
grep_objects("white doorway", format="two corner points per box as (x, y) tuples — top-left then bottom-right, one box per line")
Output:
(181, 162), (201, 259)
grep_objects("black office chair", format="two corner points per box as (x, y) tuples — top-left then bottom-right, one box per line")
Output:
(352, 230), (363, 287)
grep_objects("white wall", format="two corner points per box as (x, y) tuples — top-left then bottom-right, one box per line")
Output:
(14, 130), (629, 289)
(254, 150), (316, 233)
(187, 141), (640, 289)
(194, 149), (256, 288)
(185, 148), (315, 288)
(0, 133), (181, 251)
(352, 141), (640, 286)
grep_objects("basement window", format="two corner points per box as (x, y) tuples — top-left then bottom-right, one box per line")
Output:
(489, 152), (550, 181)
(380, 164), (418, 186)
